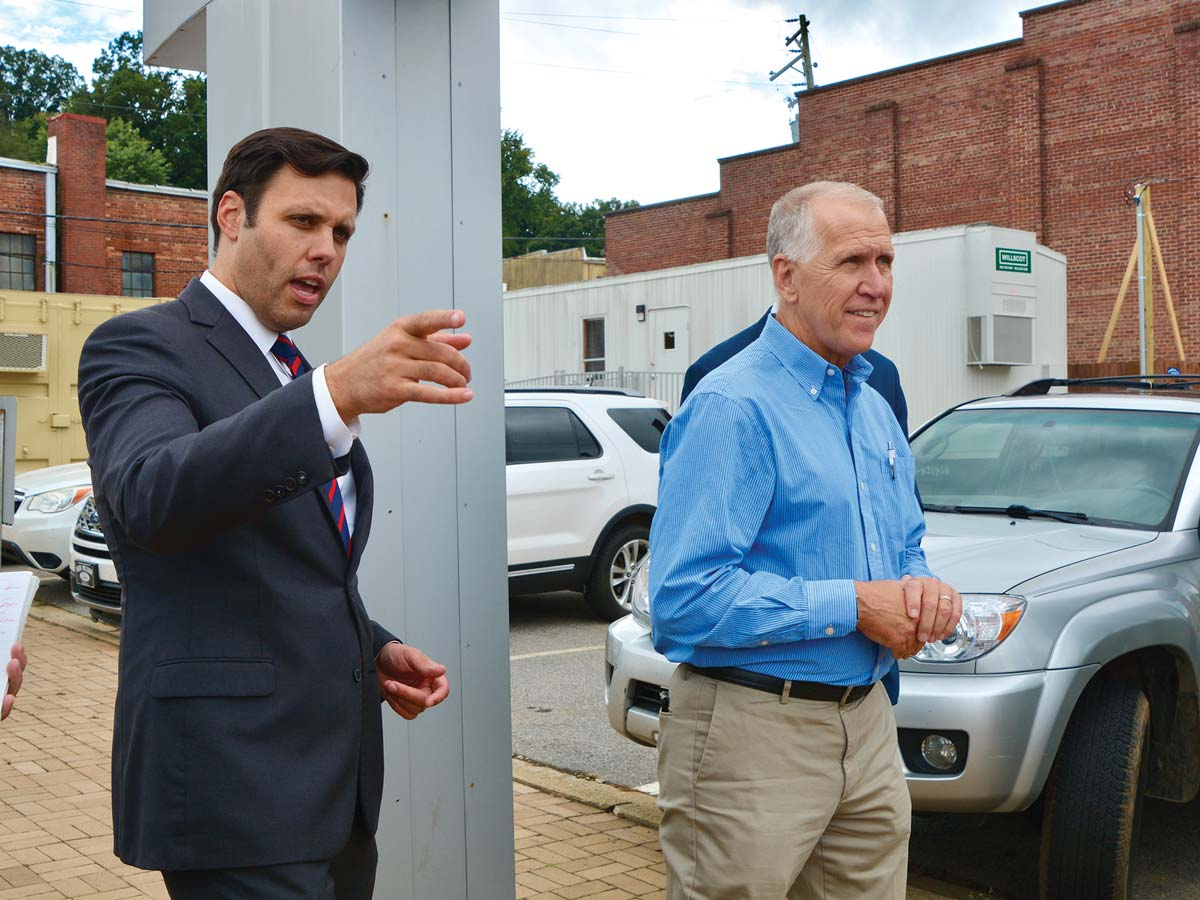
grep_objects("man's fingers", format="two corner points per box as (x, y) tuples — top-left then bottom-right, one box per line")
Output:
(425, 675), (450, 707)
(401, 309), (466, 338)
(401, 385), (474, 406)
(11, 643), (25, 670)
(903, 578), (923, 620)
(428, 332), (473, 351)
(916, 581), (941, 644)
(6, 657), (21, 697)
(1, 694), (11, 721)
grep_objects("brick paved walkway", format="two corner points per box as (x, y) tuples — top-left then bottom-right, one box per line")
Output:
(3, 608), (964, 900)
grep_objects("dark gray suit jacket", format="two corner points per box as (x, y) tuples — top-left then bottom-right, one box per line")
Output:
(78, 279), (397, 871)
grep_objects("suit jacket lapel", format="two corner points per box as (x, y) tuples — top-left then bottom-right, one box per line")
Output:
(180, 279), (281, 400)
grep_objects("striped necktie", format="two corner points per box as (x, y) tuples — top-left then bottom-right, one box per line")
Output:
(270, 335), (352, 557)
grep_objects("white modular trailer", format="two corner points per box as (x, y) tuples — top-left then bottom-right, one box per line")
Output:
(503, 224), (1067, 428)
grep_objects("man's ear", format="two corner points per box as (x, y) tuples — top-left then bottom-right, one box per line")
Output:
(214, 190), (246, 245)
(771, 254), (799, 307)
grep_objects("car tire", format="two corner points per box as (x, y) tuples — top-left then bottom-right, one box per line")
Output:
(1038, 678), (1150, 900)
(584, 522), (649, 622)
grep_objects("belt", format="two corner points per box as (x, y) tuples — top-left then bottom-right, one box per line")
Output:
(691, 665), (875, 705)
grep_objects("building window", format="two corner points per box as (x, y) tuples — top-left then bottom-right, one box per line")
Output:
(122, 251), (155, 298)
(0, 234), (35, 291)
(583, 317), (605, 373)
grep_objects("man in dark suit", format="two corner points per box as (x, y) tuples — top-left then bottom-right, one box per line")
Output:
(681, 311), (913, 704)
(78, 128), (473, 899)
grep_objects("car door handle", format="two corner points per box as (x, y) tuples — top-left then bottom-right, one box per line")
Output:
(588, 469), (615, 481)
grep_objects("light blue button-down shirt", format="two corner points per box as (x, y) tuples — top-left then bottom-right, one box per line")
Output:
(649, 315), (932, 686)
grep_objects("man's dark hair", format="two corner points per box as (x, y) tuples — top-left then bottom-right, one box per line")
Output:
(210, 126), (369, 250)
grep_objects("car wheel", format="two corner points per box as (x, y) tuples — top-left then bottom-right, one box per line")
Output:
(88, 609), (121, 628)
(585, 523), (649, 621)
(1039, 678), (1150, 900)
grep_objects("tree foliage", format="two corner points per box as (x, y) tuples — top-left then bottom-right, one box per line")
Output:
(69, 32), (207, 189)
(0, 45), (83, 122)
(106, 117), (169, 184)
(501, 129), (638, 258)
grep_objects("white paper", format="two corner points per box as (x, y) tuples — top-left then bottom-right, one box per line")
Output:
(0, 571), (38, 700)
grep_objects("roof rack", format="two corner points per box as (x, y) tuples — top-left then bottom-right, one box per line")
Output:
(1007, 374), (1200, 397)
(503, 386), (645, 398)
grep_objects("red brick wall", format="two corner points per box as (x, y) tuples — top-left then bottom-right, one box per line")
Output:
(104, 188), (208, 299)
(0, 168), (48, 291)
(607, 0), (1200, 366)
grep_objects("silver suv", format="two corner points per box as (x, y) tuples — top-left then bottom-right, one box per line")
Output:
(605, 377), (1200, 900)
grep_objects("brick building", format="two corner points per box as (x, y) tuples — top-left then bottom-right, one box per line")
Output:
(605, 0), (1200, 367)
(0, 112), (207, 299)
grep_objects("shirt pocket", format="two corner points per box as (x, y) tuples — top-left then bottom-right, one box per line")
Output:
(874, 453), (917, 560)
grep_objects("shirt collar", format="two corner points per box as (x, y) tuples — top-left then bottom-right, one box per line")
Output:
(200, 269), (285, 356)
(757, 313), (874, 401)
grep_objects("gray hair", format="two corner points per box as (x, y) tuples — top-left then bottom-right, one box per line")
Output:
(765, 181), (885, 263)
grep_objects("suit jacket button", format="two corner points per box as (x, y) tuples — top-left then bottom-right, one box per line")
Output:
(297, 471), (309, 486)
(264, 490), (276, 503)
(274, 484), (286, 499)
(285, 478), (297, 491)
(353, 667), (363, 683)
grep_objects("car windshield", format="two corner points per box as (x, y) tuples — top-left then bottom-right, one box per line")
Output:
(912, 406), (1200, 529)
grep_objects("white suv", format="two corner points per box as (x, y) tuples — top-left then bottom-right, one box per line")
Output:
(70, 387), (669, 624)
(505, 388), (668, 620)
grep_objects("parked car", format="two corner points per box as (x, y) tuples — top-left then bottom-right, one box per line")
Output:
(505, 388), (666, 619)
(70, 495), (121, 625)
(605, 377), (1200, 900)
(69, 387), (669, 624)
(2, 462), (91, 577)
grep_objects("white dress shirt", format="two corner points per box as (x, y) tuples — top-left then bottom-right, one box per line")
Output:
(200, 270), (358, 536)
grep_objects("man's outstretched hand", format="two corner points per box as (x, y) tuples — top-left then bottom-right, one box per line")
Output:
(325, 309), (473, 420)
(376, 642), (450, 721)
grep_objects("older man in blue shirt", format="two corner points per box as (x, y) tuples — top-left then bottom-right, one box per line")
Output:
(650, 181), (962, 900)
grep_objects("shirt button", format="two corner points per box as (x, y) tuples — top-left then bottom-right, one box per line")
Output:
(859, 482), (867, 491)
(809, 387), (818, 396)
(760, 640), (768, 646)
(827, 367), (836, 376)
(825, 626), (835, 636)
(353, 667), (363, 683)
(870, 542), (877, 552)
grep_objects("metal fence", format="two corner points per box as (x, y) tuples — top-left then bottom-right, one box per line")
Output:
(505, 370), (685, 413)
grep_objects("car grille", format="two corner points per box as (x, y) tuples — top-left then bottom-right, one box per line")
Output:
(12, 488), (22, 514)
(73, 580), (121, 611)
(631, 680), (666, 714)
(73, 496), (111, 558)
(72, 541), (111, 560)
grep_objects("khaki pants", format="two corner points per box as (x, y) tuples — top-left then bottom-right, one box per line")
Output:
(657, 666), (911, 900)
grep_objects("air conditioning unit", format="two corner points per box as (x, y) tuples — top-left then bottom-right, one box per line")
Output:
(0, 332), (47, 372)
(964, 229), (1036, 366)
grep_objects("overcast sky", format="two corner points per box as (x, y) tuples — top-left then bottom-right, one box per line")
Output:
(8, 0), (1037, 204)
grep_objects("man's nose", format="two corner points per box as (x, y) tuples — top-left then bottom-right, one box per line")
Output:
(307, 227), (337, 262)
(860, 263), (890, 297)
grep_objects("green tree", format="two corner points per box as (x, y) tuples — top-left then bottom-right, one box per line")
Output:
(70, 31), (206, 189)
(106, 117), (169, 184)
(501, 129), (637, 258)
(0, 45), (83, 122)
(0, 114), (47, 162)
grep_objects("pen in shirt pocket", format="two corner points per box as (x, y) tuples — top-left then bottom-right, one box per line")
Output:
(887, 441), (896, 480)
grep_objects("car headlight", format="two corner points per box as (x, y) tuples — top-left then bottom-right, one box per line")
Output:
(914, 594), (1026, 663)
(629, 553), (651, 627)
(25, 486), (92, 514)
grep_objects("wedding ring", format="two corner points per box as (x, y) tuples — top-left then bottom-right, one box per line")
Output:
(938, 595), (952, 602)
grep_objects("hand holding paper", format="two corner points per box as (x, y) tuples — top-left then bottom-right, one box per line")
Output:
(2, 642), (26, 721)
(0, 571), (38, 721)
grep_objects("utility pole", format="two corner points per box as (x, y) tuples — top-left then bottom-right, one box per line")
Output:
(769, 14), (815, 89)
(771, 14), (816, 144)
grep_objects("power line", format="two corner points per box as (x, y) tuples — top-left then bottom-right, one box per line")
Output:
(500, 16), (651, 37)
(503, 10), (766, 23)
(509, 59), (776, 87)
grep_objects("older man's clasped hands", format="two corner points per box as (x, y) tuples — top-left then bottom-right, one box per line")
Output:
(855, 575), (963, 660)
